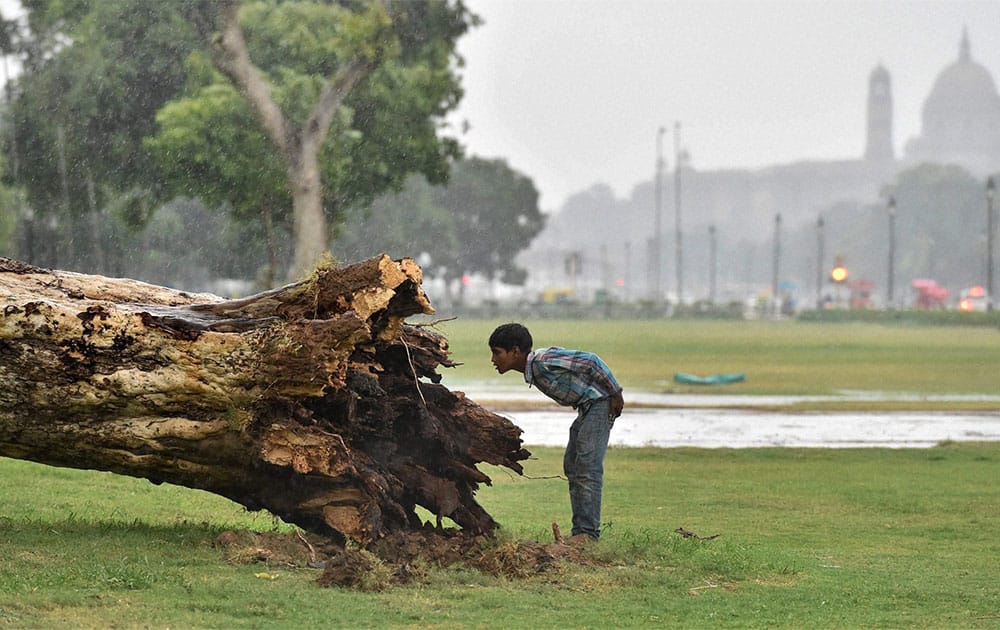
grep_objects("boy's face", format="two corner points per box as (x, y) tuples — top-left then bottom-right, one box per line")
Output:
(490, 346), (525, 374)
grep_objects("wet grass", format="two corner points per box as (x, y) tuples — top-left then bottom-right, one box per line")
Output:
(3, 443), (999, 627)
(435, 318), (1000, 403)
(2, 318), (998, 626)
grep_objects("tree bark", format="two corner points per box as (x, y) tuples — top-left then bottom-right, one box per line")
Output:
(0, 255), (528, 545)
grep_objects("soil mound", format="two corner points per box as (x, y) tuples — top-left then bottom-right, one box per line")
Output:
(214, 525), (599, 590)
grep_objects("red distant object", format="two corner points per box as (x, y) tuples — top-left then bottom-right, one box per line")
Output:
(911, 278), (949, 309)
(968, 285), (985, 298)
(848, 279), (875, 309)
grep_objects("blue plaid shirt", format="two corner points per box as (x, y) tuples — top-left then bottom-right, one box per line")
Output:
(524, 346), (622, 409)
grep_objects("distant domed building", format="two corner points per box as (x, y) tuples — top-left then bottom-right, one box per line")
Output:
(517, 30), (1000, 307)
(904, 28), (1000, 174)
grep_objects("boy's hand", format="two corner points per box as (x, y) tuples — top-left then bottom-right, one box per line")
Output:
(610, 392), (624, 418)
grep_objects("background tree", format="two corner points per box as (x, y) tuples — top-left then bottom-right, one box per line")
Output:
(333, 156), (546, 301)
(890, 165), (988, 288)
(144, 75), (290, 286)
(435, 157), (546, 289)
(4, 0), (475, 283)
(784, 164), (993, 304)
(183, 0), (473, 278)
(0, 15), (24, 256)
(3, 1), (199, 270)
(333, 172), (458, 269)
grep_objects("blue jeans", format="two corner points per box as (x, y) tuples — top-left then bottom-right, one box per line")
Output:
(564, 398), (614, 539)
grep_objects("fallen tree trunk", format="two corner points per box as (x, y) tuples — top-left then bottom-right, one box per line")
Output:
(0, 255), (528, 544)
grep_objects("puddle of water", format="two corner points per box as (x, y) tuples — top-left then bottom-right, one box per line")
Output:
(496, 409), (1000, 448)
(448, 385), (1000, 448)
(447, 384), (1000, 409)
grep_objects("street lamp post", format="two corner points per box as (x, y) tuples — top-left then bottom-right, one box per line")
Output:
(674, 121), (683, 305)
(988, 177), (996, 311)
(708, 225), (717, 304)
(624, 241), (631, 303)
(816, 216), (825, 308)
(652, 127), (666, 302)
(887, 195), (896, 308)
(772, 213), (782, 316)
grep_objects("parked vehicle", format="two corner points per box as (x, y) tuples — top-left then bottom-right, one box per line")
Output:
(958, 285), (989, 312)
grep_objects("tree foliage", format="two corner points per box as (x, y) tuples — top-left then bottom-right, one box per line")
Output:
(8, 1), (198, 216)
(3, 0), (476, 281)
(334, 156), (545, 289)
(175, 0), (474, 277)
(147, 80), (288, 222)
(437, 157), (546, 285)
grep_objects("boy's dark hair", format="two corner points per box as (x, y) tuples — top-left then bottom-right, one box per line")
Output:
(488, 322), (533, 353)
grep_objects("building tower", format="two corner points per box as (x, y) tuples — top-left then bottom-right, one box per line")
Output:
(864, 63), (894, 162)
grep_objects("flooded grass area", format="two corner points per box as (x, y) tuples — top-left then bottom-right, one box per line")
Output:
(449, 384), (1000, 448)
(502, 407), (1000, 448)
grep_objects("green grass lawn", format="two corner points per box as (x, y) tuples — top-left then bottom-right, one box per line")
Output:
(2, 319), (999, 627)
(2, 444), (998, 628)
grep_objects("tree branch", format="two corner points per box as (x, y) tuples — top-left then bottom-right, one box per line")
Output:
(302, 58), (373, 156)
(210, 0), (294, 158)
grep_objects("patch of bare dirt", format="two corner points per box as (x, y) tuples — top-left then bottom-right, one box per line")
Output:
(213, 524), (603, 590)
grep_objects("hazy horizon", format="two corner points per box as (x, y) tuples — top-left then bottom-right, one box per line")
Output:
(448, 0), (1000, 212)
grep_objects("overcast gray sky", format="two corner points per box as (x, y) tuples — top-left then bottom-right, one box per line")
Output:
(447, 0), (1000, 211)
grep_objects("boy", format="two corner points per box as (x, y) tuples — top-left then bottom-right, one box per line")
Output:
(488, 322), (623, 541)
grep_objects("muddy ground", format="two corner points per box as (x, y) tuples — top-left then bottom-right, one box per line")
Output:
(214, 524), (598, 590)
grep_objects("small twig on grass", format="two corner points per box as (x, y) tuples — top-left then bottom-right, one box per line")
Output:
(493, 467), (566, 482)
(688, 581), (720, 594)
(675, 527), (721, 540)
(688, 580), (736, 595)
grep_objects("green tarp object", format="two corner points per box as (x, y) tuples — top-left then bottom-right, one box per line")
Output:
(673, 372), (746, 385)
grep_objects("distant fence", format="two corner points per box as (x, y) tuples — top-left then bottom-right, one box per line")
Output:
(798, 308), (1000, 327)
(436, 300), (744, 321)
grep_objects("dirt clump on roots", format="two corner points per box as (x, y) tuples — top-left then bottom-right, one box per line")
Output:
(214, 529), (342, 567)
(214, 525), (602, 590)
